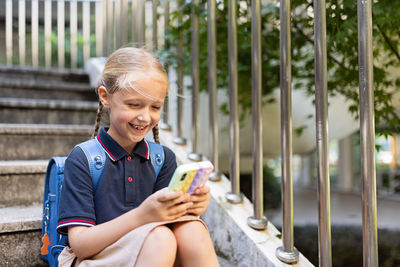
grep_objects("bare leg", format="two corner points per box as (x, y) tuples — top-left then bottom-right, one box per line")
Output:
(135, 226), (177, 267)
(172, 221), (219, 267)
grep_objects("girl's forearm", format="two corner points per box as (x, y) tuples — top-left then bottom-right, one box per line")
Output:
(68, 206), (148, 260)
(68, 188), (189, 259)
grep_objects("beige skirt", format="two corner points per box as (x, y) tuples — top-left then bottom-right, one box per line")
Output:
(58, 215), (204, 267)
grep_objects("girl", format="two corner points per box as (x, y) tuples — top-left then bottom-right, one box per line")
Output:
(57, 47), (219, 267)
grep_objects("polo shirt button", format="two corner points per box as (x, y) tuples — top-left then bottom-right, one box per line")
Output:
(128, 177), (133, 182)
(127, 156), (132, 161)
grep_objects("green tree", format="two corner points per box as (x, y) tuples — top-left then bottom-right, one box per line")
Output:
(161, 0), (400, 136)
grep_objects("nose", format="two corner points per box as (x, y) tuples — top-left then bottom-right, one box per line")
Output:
(137, 107), (151, 122)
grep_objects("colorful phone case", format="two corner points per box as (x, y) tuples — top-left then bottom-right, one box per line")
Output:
(168, 163), (199, 193)
(187, 161), (214, 194)
(168, 161), (214, 194)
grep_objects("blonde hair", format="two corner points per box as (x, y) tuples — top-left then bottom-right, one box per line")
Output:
(91, 47), (168, 144)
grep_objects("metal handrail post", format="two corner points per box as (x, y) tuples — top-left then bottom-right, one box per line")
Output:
(102, 0), (108, 55)
(152, 0), (158, 50)
(131, 0), (137, 45)
(57, 0), (65, 68)
(32, 0), (39, 68)
(225, 0), (243, 204)
(188, 0), (203, 162)
(115, 0), (121, 48)
(247, 0), (267, 230)
(313, 0), (332, 266)
(173, 1), (187, 145)
(120, 0), (128, 47)
(276, 0), (299, 263)
(106, 0), (114, 53)
(208, 0), (222, 181)
(159, 0), (172, 131)
(137, 0), (146, 47)
(357, 0), (378, 266)
(70, 0), (78, 68)
(5, 0), (12, 65)
(19, 0), (26, 66)
(83, 0), (91, 63)
(44, 0), (52, 67)
(95, 0), (103, 56)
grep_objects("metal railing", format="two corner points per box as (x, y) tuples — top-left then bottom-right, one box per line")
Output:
(313, 0), (332, 265)
(276, 0), (298, 263)
(358, 0), (379, 266)
(3, 0), (148, 68)
(2, 0), (378, 266)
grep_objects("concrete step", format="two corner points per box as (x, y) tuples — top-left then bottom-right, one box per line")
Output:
(0, 65), (90, 84)
(0, 160), (48, 208)
(0, 205), (47, 266)
(0, 79), (96, 101)
(0, 98), (98, 124)
(0, 124), (94, 160)
(0, 65), (96, 101)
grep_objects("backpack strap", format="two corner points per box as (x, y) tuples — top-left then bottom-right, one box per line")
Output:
(78, 138), (164, 191)
(77, 138), (106, 193)
(147, 140), (165, 178)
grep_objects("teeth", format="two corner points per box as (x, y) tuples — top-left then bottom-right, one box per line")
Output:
(133, 124), (146, 130)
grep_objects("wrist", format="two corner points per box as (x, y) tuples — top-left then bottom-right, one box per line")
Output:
(128, 205), (149, 228)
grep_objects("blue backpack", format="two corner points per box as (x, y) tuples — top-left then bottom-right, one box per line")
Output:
(40, 138), (164, 267)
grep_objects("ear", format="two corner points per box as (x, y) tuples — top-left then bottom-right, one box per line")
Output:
(98, 86), (110, 108)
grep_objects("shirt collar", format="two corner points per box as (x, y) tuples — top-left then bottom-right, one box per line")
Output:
(97, 127), (150, 161)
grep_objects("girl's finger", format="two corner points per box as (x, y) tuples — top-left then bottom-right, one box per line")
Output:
(156, 189), (183, 202)
(169, 193), (191, 205)
(193, 186), (210, 195)
(187, 207), (204, 216)
(189, 193), (210, 203)
(159, 194), (187, 209)
(169, 201), (193, 216)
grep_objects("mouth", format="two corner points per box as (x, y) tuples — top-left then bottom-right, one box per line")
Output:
(129, 122), (148, 132)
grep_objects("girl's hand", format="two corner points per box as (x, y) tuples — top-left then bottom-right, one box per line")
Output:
(186, 186), (211, 216)
(139, 188), (193, 223)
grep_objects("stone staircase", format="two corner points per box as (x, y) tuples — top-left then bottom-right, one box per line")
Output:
(0, 66), (98, 266)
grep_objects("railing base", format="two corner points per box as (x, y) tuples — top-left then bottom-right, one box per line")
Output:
(247, 216), (268, 230)
(173, 136), (187, 145)
(209, 171), (223, 182)
(226, 192), (244, 204)
(188, 152), (203, 162)
(159, 122), (172, 131)
(276, 246), (299, 264)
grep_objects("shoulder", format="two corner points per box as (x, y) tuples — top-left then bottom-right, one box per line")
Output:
(159, 145), (176, 173)
(68, 145), (86, 160)
(65, 146), (90, 175)
(162, 145), (176, 161)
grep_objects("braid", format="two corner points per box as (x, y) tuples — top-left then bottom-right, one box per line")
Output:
(91, 101), (104, 139)
(152, 124), (160, 144)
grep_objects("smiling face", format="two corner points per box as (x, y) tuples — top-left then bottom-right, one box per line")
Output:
(99, 75), (168, 153)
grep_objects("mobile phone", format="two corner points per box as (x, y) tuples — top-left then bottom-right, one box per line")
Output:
(168, 161), (214, 194)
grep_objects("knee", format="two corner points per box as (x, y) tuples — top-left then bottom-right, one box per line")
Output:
(136, 226), (177, 267)
(174, 221), (207, 238)
(173, 221), (218, 265)
(173, 221), (212, 248)
(147, 226), (177, 252)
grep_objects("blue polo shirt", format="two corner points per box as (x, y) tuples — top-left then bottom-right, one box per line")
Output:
(57, 127), (177, 235)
